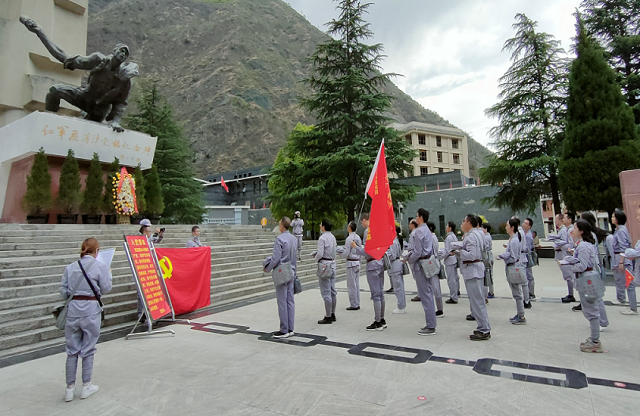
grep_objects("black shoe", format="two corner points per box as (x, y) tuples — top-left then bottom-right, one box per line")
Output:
(366, 321), (381, 331)
(470, 332), (491, 341)
(346, 306), (360, 311)
(529, 293), (536, 299)
(331, 313), (336, 322)
(473, 330), (483, 335)
(318, 316), (332, 324)
(524, 302), (532, 309)
(385, 288), (394, 293)
(572, 303), (582, 312)
(411, 296), (421, 302)
(436, 310), (444, 317)
(458, 291), (461, 296)
(561, 295), (576, 303)
(272, 331), (288, 339)
(466, 314), (476, 321)
(445, 298), (458, 304)
(379, 319), (387, 329)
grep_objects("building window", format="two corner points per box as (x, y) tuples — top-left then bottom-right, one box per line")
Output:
(420, 150), (427, 161)
(451, 139), (459, 149)
(453, 154), (460, 164)
(420, 166), (429, 176)
(439, 168), (445, 173)
(437, 151), (443, 163)
(405, 134), (412, 145)
(418, 134), (426, 145)
(436, 136), (442, 147)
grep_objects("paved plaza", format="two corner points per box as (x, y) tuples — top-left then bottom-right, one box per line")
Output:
(0, 244), (639, 416)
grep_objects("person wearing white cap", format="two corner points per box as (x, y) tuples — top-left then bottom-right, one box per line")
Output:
(291, 211), (304, 261)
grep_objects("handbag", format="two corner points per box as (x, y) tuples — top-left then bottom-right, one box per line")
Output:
(531, 250), (539, 266)
(383, 253), (392, 271)
(272, 238), (296, 286)
(437, 261), (446, 280)
(78, 260), (105, 322)
(293, 277), (302, 294)
(402, 262), (410, 275)
(576, 270), (605, 299)
(52, 277), (83, 330)
(419, 254), (440, 278)
(506, 263), (527, 285)
(317, 241), (336, 280)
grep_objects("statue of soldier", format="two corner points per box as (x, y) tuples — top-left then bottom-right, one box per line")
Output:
(20, 16), (139, 132)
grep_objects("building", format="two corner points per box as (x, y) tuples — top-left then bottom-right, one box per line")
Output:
(200, 165), (271, 208)
(389, 121), (470, 178)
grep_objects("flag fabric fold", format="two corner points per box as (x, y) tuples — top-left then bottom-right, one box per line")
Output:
(626, 269), (635, 288)
(221, 176), (229, 192)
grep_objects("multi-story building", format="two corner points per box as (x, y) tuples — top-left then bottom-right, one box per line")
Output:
(389, 121), (470, 178)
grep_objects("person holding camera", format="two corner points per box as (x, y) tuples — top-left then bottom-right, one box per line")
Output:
(139, 219), (164, 244)
(291, 211), (304, 260)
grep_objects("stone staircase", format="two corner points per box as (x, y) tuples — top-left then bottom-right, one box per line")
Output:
(0, 224), (345, 360)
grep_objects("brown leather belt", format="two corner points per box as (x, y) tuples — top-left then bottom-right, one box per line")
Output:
(73, 295), (97, 301)
(463, 260), (481, 264)
(347, 258), (359, 261)
(614, 252), (623, 254)
(320, 258), (334, 261)
(418, 256), (430, 260)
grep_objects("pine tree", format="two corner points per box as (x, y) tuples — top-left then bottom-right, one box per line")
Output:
(22, 147), (52, 215)
(133, 163), (146, 214)
(268, 0), (416, 222)
(124, 82), (204, 223)
(102, 157), (120, 214)
(144, 164), (165, 216)
(81, 153), (104, 215)
(57, 149), (82, 214)
(481, 14), (568, 215)
(559, 15), (640, 214)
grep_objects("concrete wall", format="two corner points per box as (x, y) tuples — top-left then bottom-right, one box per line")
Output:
(621, 169), (640, 245)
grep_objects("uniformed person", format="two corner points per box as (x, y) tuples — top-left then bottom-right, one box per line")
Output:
(407, 220), (422, 303)
(186, 225), (203, 248)
(291, 211), (304, 260)
(315, 219), (338, 324)
(60, 238), (112, 402)
(622, 205), (640, 316)
(443, 221), (461, 304)
(352, 213), (387, 330)
(553, 213), (576, 303)
(427, 222), (444, 317)
(482, 223), (495, 298)
(263, 217), (297, 338)
(339, 221), (362, 311)
(497, 219), (527, 325)
(510, 216), (531, 308)
(611, 211), (637, 314)
(523, 218), (536, 299)
(387, 226), (406, 314)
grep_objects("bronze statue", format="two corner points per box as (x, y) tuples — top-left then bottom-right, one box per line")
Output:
(20, 16), (139, 132)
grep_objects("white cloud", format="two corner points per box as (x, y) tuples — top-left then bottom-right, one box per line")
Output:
(285, 0), (582, 147)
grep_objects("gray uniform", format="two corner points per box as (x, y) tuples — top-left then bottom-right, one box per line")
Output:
(354, 228), (386, 322)
(624, 240), (640, 312)
(264, 231), (297, 334)
(387, 238), (405, 310)
(455, 231), (491, 334)
(571, 240), (601, 342)
(430, 233), (443, 311)
(315, 231), (337, 317)
(613, 224), (635, 306)
(61, 255), (112, 386)
(443, 232), (460, 301)
(291, 218), (304, 259)
(484, 233), (494, 294)
(498, 234), (526, 317)
(408, 224), (437, 330)
(340, 232), (362, 308)
(186, 236), (202, 248)
(554, 225), (575, 295)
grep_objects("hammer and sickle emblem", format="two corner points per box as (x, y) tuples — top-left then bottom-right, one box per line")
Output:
(158, 256), (173, 279)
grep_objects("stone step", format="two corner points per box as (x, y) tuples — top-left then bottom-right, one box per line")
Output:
(0, 228), (273, 239)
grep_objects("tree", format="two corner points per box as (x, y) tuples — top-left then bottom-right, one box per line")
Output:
(267, 0), (416, 223)
(22, 147), (52, 215)
(481, 14), (569, 215)
(559, 14), (640, 215)
(102, 157), (120, 214)
(125, 81), (205, 223)
(56, 149), (81, 214)
(81, 153), (104, 215)
(582, 0), (640, 124)
(144, 164), (165, 217)
(133, 163), (146, 214)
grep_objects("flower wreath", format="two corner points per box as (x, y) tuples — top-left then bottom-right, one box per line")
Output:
(112, 167), (138, 216)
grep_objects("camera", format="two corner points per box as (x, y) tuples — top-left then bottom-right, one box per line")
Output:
(160, 228), (166, 232)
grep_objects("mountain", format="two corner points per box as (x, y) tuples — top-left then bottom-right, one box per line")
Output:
(87, 0), (492, 177)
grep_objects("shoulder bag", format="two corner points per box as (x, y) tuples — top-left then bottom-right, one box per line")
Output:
(78, 260), (105, 322)
(402, 261), (410, 276)
(272, 239), (295, 286)
(419, 254), (440, 278)
(576, 270), (605, 300)
(317, 240), (336, 280)
(52, 277), (83, 330)
(506, 262), (527, 285)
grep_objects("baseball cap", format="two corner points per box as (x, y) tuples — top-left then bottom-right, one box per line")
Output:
(295, 211), (300, 215)
(140, 219), (152, 227)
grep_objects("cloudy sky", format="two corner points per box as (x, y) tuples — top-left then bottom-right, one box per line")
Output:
(285, 0), (582, 149)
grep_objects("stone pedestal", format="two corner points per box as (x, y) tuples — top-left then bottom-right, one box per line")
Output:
(620, 169), (640, 244)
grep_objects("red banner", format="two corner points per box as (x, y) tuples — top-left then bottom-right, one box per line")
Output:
(125, 236), (172, 321)
(155, 247), (211, 315)
(364, 141), (396, 260)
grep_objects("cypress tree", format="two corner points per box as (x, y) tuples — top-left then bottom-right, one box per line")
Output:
(144, 164), (165, 217)
(57, 149), (82, 214)
(81, 152), (104, 215)
(102, 157), (120, 214)
(22, 147), (52, 215)
(559, 15), (640, 214)
(133, 163), (146, 214)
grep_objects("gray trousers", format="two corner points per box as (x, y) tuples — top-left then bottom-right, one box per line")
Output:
(464, 277), (491, 333)
(613, 263), (636, 310)
(428, 275), (443, 311)
(560, 264), (574, 295)
(598, 298), (609, 327)
(509, 282), (525, 316)
(389, 271), (406, 309)
(526, 265), (535, 296)
(367, 268), (385, 321)
(346, 265), (360, 308)
(445, 264), (459, 301)
(413, 265), (437, 329)
(65, 313), (101, 385)
(275, 279), (295, 333)
(579, 294), (601, 342)
(319, 271), (337, 317)
(295, 235), (303, 258)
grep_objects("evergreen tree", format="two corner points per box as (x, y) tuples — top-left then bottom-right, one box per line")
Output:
(267, 0), (416, 222)
(144, 164), (165, 216)
(582, 0), (640, 124)
(559, 15), (640, 214)
(57, 149), (82, 214)
(125, 81), (205, 223)
(481, 14), (568, 215)
(22, 147), (52, 215)
(133, 163), (146, 214)
(81, 153), (104, 215)
(102, 157), (120, 214)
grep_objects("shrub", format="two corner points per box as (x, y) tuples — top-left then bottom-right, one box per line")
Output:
(81, 153), (104, 215)
(56, 149), (81, 214)
(22, 147), (52, 215)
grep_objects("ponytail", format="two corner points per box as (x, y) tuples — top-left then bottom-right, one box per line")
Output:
(508, 218), (521, 242)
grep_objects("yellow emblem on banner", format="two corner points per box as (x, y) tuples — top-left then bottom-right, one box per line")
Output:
(158, 256), (173, 279)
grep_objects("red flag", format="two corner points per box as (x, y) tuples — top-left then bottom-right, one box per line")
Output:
(364, 140), (395, 260)
(626, 269), (635, 288)
(437, 181), (440, 190)
(156, 247), (212, 315)
(220, 176), (229, 192)
(450, 178), (453, 189)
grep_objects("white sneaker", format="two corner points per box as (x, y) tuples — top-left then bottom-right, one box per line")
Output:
(392, 308), (406, 314)
(613, 300), (629, 306)
(80, 382), (99, 399)
(599, 326), (608, 332)
(65, 384), (75, 402)
(620, 308), (638, 315)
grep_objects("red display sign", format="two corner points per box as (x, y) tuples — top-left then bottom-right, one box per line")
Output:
(125, 236), (172, 321)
